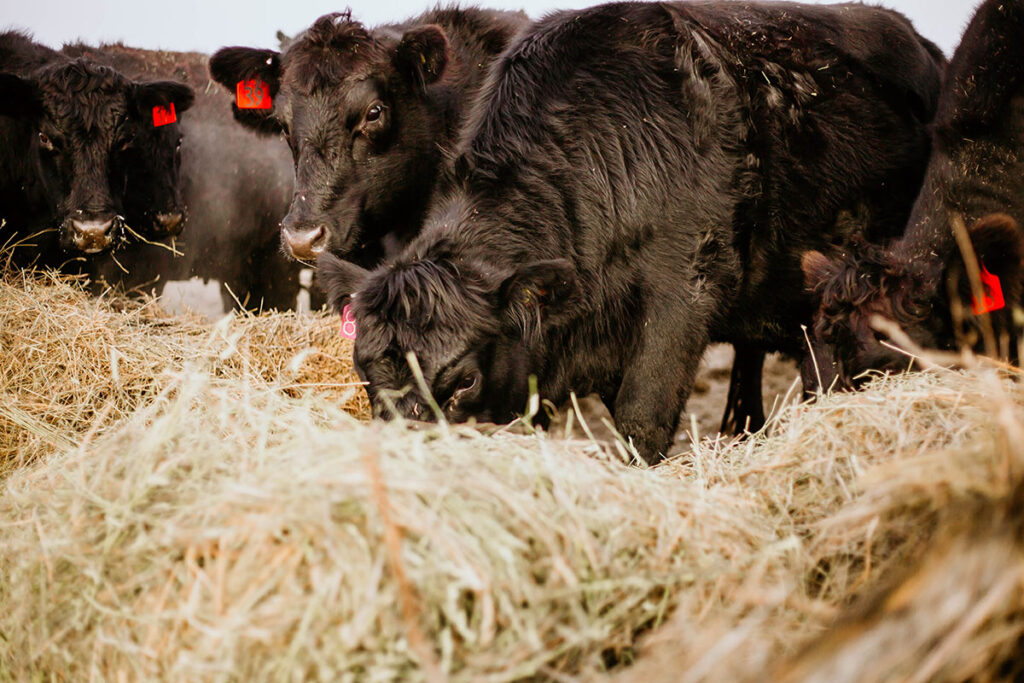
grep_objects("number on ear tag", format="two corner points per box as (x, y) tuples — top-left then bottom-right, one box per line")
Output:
(236, 79), (272, 109)
(339, 304), (357, 340)
(971, 266), (1006, 315)
(152, 103), (177, 127)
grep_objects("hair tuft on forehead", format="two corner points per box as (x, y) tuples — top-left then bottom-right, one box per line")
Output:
(34, 59), (132, 131)
(284, 12), (388, 95)
(358, 256), (499, 345)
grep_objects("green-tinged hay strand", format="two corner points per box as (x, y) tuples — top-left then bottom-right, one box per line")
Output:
(2, 271), (1024, 681)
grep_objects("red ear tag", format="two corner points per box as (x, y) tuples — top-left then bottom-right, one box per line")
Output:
(152, 103), (177, 127)
(236, 79), (272, 109)
(339, 304), (357, 340)
(971, 265), (1006, 315)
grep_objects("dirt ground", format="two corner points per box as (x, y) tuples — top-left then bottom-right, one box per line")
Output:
(161, 279), (802, 450)
(547, 345), (802, 453)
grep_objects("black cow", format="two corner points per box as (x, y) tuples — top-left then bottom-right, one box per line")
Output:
(209, 7), (528, 265)
(319, 1), (943, 463)
(803, 0), (1024, 389)
(64, 44), (310, 313)
(0, 31), (193, 260)
(62, 43), (192, 240)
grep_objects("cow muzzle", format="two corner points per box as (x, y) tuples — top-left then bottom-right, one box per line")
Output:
(282, 224), (327, 261)
(66, 215), (124, 254)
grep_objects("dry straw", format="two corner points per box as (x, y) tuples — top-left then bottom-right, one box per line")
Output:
(1, 271), (1023, 681)
(0, 269), (368, 477)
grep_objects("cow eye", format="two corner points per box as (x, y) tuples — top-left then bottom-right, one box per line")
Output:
(454, 373), (478, 397)
(38, 132), (55, 152)
(365, 103), (384, 123)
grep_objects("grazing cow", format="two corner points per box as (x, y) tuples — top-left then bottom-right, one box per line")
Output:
(319, 1), (943, 463)
(803, 0), (1024, 390)
(65, 44), (310, 312)
(0, 32), (193, 260)
(209, 7), (528, 265)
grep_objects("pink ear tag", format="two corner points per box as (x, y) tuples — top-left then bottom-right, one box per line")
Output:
(339, 304), (357, 340)
(971, 266), (1006, 315)
(236, 79), (272, 109)
(152, 103), (177, 127)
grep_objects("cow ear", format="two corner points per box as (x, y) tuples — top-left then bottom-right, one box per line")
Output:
(499, 259), (577, 341)
(801, 250), (834, 292)
(317, 252), (370, 313)
(0, 73), (41, 118)
(962, 213), (1024, 307)
(134, 80), (194, 117)
(394, 25), (448, 89)
(209, 47), (282, 134)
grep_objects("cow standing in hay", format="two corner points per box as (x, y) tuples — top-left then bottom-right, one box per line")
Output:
(803, 0), (1024, 390)
(318, 1), (944, 464)
(0, 31), (194, 261)
(208, 7), (530, 267)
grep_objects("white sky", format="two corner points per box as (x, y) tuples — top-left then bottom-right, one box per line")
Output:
(3, 0), (977, 57)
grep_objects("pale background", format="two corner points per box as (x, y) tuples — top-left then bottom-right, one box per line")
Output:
(2, 0), (980, 57)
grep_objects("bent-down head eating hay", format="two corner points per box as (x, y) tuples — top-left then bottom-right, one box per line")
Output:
(1, 269), (1023, 680)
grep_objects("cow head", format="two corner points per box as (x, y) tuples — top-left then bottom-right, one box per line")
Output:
(210, 12), (450, 263)
(803, 214), (1024, 388)
(122, 83), (193, 238)
(319, 248), (577, 423)
(0, 59), (193, 253)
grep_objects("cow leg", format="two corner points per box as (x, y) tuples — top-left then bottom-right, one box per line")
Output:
(719, 343), (766, 434)
(612, 310), (708, 465)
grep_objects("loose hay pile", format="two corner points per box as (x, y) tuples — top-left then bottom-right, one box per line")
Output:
(0, 269), (369, 476)
(1, 271), (1023, 680)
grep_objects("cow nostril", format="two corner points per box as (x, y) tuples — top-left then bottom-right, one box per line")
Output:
(154, 211), (185, 235)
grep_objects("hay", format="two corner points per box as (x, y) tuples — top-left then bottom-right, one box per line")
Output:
(0, 269), (369, 476)
(1, 271), (1023, 680)
(604, 364), (1024, 683)
(775, 489), (1024, 683)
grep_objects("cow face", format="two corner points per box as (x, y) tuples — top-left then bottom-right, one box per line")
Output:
(210, 13), (450, 263)
(803, 215), (1024, 388)
(0, 60), (192, 252)
(319, 251), (577, 423)
(122, 85), (193, 238)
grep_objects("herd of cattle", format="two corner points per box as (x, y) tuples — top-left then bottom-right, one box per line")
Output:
(1, 0), (1021, 464)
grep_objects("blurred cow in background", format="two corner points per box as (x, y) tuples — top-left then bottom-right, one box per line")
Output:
(0, 31), (193, 261)
(62, 43), (314, 313)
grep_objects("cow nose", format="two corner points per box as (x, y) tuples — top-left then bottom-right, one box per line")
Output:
(69, 216), (121, 253)
(153, 211), (185, 236)
(282, 224), (327, 261)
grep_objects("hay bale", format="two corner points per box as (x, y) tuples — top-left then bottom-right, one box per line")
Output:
(0, 269), (368, 476)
